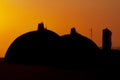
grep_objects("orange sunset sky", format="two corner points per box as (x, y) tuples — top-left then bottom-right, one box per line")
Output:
(0, 0), (120, 57)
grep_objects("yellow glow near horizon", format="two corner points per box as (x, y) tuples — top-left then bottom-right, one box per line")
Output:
(0, 0), (120, 57)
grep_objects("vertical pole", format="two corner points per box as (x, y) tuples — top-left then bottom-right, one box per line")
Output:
(91, 28), (93, 40)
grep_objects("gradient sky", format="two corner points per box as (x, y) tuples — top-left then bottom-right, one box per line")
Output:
(0, 0), (120, 57)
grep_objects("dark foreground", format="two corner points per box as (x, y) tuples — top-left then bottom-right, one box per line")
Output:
(0, 58), (120, 80)
(0, 58), (94, 80)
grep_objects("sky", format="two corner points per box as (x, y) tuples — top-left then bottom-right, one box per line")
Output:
(0, 0), (120, 57)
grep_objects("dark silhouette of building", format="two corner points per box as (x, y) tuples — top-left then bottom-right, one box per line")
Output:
(3, 23), (120, 79)
(102, 28), (112, 52)
(4, 23), (100, 68)
(60, 28), (100, 67)
(62, 27), (100, 54)
(4, 23), (61, 65)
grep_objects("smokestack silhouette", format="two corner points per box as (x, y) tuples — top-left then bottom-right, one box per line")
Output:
(102, 28), (112, 52)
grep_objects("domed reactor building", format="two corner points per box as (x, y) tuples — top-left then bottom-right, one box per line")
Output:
(4, 23), (100, 67)
(60, 28), (100, 66)
(4, 23), (61, 65)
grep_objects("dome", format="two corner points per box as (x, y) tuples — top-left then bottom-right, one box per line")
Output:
(60, 28), (100, 64)
(4, 23), (61, 64)
(61, 28), (99, 52)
